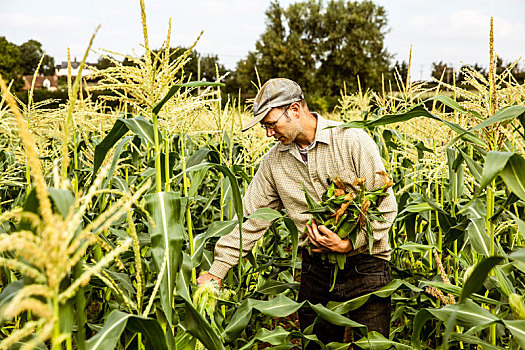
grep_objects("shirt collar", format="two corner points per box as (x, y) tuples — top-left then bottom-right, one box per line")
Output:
(278, 112), (331, 152)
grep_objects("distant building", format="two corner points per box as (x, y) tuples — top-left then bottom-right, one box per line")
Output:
(22, 74), (58, 91)
(55, 58), (96, 77)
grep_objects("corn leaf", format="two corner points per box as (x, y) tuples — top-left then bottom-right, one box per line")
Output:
(471, 105), (525, 131)
(460, 256), (504, 302)
(502, 320), (525, 347)
(328, 279), (422, 314)
(191, 220), (237, 268)
(238, 326), (289, 350)
(0, 280), (24, 323)
(283, 217), (299, 276)
(339, 105), (486, 147)
(93, 117), (129, 177)
(479, 151), (525, 201)
(181, 297), (225, 350)
(86, 310), (168, 350)
(145, 192), (187, 326)
(449, 332), (502, 350)
(466, 218), (491, 256)
(353, 331), (413, 350)
(429, 299), (499, 328)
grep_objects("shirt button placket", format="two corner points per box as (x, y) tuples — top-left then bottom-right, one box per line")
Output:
(308, 148), (323, 198)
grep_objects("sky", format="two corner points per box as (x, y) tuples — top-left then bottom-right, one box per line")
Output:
(1, 0), (524, 80)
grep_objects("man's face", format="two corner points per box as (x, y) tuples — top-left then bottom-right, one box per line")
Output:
(260, 104), (301, 145)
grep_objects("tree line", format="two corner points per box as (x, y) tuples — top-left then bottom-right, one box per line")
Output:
(2, 0), (525, 111)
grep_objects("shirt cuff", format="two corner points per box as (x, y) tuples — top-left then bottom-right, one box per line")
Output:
(208, 260), (233, 280)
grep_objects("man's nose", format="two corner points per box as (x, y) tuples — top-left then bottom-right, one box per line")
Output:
(266, 128), (275, 137)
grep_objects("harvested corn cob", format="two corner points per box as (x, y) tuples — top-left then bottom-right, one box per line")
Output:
(302, 172), (393, 290)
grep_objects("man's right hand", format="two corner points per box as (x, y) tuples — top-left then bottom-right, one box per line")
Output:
(196, 272), (222, 287)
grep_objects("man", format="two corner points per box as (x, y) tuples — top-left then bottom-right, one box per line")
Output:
(197, 78), (397, 347)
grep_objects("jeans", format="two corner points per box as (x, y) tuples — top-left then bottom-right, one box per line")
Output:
(298, 252), (392, 349)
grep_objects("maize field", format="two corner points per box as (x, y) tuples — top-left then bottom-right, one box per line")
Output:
(0, 3), (525, 349)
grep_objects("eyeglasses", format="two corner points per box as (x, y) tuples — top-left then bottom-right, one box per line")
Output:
(260, 105), (290, 130)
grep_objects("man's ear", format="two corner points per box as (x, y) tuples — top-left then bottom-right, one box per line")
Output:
(291, 102), (301, 118)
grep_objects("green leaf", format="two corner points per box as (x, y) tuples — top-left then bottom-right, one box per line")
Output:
(181, 298), (225, 350)
(509, 211), (525, 241)
(494, 266), (515, 297)
(308, 302), (366, 334)
(152, 82), (224, 116)
(449, 332), (502, 350)
(353, 331), (413, 350)
(509, 248), (525, 274)
(458, 148), (483, 183)
(176, 252), (193, 301)
(302, 181), (321, 210)
(502, 320), (525, 347)
(466, 218), (491, 256)
(102, 136), (132, 189)
(93, 118), (129, 176)
(339, 105), (485, 147)
(120, 116), (158, 146)
(478, 151), (525, 201)
(424, 281), (502, 305)
(499, 153), (525, 201)
(396, 242), (438, 254)
(23, 187), (74, 220)
(255, 279), (299, 295)
(47, 188), (75, 218)
(239, 326), (289, 350)
(479, 151), (514, 190)
(223, 294), (307, 342)
(460, 256), (504, 302)
(447, 147), (464, 201)
(246, 207), (283, 221)
(7, 335), (47, 350)
(191, 220), (237, 268)
(471, 105), (525, 131)
(0, 280), (24, 323)
(428, 299), (498, 328)
(400, 202), (433, 214)
(429, 96), (481, 119)
(283, 218), (299, 276)
(145, 192), (187, 326)
(411, 309), (435, 350)
(328, 280), (422, 314)
(86, 310), (168, 350)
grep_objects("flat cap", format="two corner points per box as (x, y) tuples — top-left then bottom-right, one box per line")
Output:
(242, 78), (304, 132)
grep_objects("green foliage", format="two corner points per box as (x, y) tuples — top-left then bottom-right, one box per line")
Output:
(230, 0), (391, 109)
(19, 39), (55, 76)
(0, 36), (23, 91)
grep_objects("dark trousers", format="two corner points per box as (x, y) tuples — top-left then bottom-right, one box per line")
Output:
(298, 253), (392, 349)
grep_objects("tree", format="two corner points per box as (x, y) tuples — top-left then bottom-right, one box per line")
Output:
(431, 61), (454, 84)
(19, 39), (55, 76)
(233, 0), (391, 108)
(165, 46), (228, 82)
(96, 56), (117, 70)
(391, 60), (409, 84)
(0, 36), (23, 90)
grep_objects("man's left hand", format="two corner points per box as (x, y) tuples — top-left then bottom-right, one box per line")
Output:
(305, 219), (353, 253)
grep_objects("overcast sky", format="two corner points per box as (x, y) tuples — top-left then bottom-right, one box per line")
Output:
(1, 0), (524, 80)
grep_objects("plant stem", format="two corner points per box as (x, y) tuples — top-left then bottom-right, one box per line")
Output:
(151, 111), (162, 193)
(180, 135), (196, 284)
(74, 261), (86, 350)
(164, 130), (170, 192)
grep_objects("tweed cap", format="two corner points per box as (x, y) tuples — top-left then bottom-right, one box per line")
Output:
(242, 78), (304, 132)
